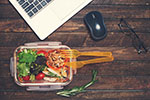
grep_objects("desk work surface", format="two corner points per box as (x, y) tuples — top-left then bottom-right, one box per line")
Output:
(0, 0), (150, 100)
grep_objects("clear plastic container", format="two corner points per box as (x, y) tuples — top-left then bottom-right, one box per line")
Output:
(10, 42), (76, 91)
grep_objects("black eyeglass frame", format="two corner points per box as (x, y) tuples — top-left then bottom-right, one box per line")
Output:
(118, 18), (147, 54)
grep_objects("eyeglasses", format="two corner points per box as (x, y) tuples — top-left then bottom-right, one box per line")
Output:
(118, 18), (148, 54)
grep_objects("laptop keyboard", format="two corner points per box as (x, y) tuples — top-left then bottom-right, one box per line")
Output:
(17, 0), (52, 17)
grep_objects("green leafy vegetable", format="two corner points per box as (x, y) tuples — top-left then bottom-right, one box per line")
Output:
(19, 53), (36, 63)
(18, 49), (37, 63)
(17, 49), (39, 77)
(17, 63), (30, 77)
(57, 70), (98, 97)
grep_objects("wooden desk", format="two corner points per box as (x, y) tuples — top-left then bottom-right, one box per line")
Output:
(0, 0), (150, 99)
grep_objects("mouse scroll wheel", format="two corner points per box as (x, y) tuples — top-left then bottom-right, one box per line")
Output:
(96, 23), (101, 30)
(92, 14), (96, 19)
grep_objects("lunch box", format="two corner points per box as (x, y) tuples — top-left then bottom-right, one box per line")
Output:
(10, 42), (76, 91)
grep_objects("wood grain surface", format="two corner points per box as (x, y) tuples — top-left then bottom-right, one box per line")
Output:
(0, 0), (150, 100)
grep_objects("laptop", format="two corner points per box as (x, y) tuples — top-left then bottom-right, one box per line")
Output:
(9, 0), (92, 40)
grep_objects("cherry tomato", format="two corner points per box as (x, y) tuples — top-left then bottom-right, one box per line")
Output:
(36, 73), (45, 80)
(22, 75), (30, 81)
(37, 50), (47, 55)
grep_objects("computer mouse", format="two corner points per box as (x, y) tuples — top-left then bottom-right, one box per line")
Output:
(84, 11), (107, 41)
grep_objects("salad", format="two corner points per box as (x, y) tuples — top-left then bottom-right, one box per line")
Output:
(16, 48), (70, 83)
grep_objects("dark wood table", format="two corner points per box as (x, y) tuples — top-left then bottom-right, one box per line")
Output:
(1, 0), (150, 99)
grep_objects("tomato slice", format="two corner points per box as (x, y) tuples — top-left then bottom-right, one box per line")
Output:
(37, 50), (47, 55)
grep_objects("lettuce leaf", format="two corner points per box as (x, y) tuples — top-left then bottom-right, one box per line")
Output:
(18, 49), (37, 63)
(17, 63), (30, 77)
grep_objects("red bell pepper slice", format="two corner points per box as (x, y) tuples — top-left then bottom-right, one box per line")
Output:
(37, 50), (47, 55)
(45, 49), (69, 70)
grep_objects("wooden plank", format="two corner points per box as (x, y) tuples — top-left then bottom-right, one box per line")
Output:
(0, 18), (150, 33)
(77, 60), (150, 76)
(1, 0), (150, 5)
(0, 90), (150, 100)
(0, 5), (149, 19)
(83, 34), (150, 47)
(1, 75), (150, 90)
(79, 5), (150, 19)
(0, 32), (150, 48)
(0, 33), (87, 47)
(91, 0), (150, 5)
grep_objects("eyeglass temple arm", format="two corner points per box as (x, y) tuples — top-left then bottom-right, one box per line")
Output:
(118, 18), (148, 54)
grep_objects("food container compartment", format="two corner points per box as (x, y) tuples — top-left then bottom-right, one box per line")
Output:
(10, 42), (76, 91)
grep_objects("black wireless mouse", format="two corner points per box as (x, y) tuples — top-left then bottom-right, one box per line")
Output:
(84, 11), (107, 41)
